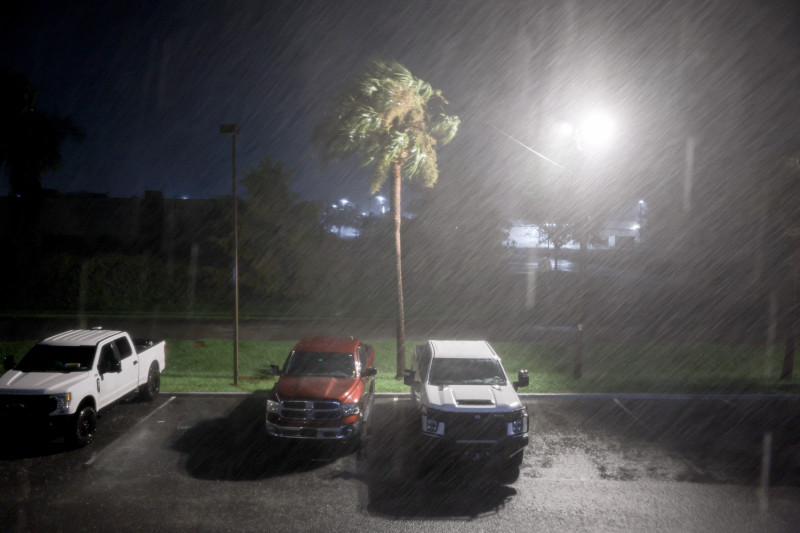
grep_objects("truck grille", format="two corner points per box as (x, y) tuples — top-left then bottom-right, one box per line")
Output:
(439, 411), (513, 441)
(0, 394), (57, 418)
(279, 399), (342, 420)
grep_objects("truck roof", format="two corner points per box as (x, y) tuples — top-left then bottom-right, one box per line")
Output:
(293, 337), (360, 353)
(41, 329), (124, 347)
(428, 340), (499, 360)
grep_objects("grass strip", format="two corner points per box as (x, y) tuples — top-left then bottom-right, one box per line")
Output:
(3, 339), (798, 394)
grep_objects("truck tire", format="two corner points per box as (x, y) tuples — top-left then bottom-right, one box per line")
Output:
(139, 364), (161, 402)
(67, 405), (97, 447)
(497, 452), (524, 484)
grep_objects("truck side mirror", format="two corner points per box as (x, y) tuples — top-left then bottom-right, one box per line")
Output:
(403, 369), (416, 386)
(3, 355), (14, 371)
(514, 369), (529, 390)
(269, 364), (281, 376)
(362, 367), (377, 377)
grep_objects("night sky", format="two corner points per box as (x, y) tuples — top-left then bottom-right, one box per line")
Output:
(2, 0), (798, 219)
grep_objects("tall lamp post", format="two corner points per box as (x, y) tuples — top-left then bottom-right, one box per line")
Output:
(493, 111), (614, 380)
(219, 123), (240, 386)
(557, 111), (615, 379)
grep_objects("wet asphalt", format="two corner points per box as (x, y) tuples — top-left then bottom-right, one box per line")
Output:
(1, 394), (799, 532)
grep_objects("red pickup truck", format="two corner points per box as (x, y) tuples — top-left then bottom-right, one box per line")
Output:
(266, 337), (377, 447)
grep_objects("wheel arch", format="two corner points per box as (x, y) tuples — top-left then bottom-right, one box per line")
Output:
(77, 395), (97, 411)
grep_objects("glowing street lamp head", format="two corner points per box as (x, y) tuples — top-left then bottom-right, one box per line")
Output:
(556, 121), (575, 138)
(340, 198), (349, 206)
(579, 111), (615, 149)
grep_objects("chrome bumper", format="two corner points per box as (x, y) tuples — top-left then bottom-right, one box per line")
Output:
(266, 420), (360, 440)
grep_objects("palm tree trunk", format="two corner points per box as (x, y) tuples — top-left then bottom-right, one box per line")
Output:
(391, 161), (406, 379)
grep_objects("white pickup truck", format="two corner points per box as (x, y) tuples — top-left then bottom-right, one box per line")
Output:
(404, 340), (529, 481)
(0, 328), (166, 446)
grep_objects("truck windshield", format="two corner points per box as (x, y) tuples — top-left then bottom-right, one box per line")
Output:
(283, 351), (356, 378)
(14, 344), (96, 373)
(428, 358), (507, 386)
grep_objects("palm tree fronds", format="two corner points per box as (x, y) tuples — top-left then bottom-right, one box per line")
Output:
(430, 113), (460, 145)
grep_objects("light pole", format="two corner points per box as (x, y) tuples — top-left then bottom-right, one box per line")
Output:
(638, 199), (646, 243)
(219, 123), (240, 386)
(493, 111), (615, 379)
(557, 111), (615, 379)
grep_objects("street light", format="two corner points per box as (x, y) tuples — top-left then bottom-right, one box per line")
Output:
(219, 123), (240, 386)
(557, 110), (616, 379)
(493, 110), (615, 379)
(374, 195), (386, 215)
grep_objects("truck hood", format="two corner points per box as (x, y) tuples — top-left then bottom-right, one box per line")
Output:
(276, 376), (360, 403)
(424, 383), (522, 412)
(0, 370), (90, 394)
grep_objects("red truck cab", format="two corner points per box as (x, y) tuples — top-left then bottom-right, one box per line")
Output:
(266, 337), (376, 445)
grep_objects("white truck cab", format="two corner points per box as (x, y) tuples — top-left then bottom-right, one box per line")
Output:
(0, 329), (166, 446)
(404, 340), (529, 480)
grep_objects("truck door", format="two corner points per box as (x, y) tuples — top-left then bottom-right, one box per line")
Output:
(112, 336), (139, 393)
(96, 342), (125, 408)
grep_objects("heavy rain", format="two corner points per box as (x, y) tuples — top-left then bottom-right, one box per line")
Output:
(1, 1), (799, 531)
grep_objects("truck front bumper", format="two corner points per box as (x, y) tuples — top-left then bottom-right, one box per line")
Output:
(422, 432), (529, 461)
(0, 413), (73, 439)
(266, 419), (361, 440)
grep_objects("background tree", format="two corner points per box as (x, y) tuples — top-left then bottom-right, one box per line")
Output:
(316, 59), (459, 378)
(536, 222), (572, 271)
(237, 157), (326, 304)
(0, 68), (83, 196)
(0, 68), (83, 296)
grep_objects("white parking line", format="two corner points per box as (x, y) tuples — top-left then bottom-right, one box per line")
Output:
(85, 396), (176, 466)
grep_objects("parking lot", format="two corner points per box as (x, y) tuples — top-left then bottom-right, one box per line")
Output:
(1, 394), (799, 532)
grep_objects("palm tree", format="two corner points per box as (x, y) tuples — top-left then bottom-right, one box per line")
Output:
(315, 59), (459, 378)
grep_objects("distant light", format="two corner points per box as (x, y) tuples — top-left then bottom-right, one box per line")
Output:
(180, 195), (189, 200)
(340, 198), (349, 205)
(375, 195), (385, 203)
(633, 224), (641, 230)
(638, 199), (645, 205)
(361, 212), (367, 217)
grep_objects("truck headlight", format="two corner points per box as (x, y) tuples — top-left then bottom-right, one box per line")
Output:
(341, 402), (360, 416)
(508, 408), (528, 435)
(425, 417), (440, 433)
(50, 393), (71, 414)
(266, 399), (281, 415)
(422, 406), (445, 436)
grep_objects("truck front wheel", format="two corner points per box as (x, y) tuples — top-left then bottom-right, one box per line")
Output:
(139, 364), (161, 402)
(67, 406), (97, 447)
(497, 452), (524, 484)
